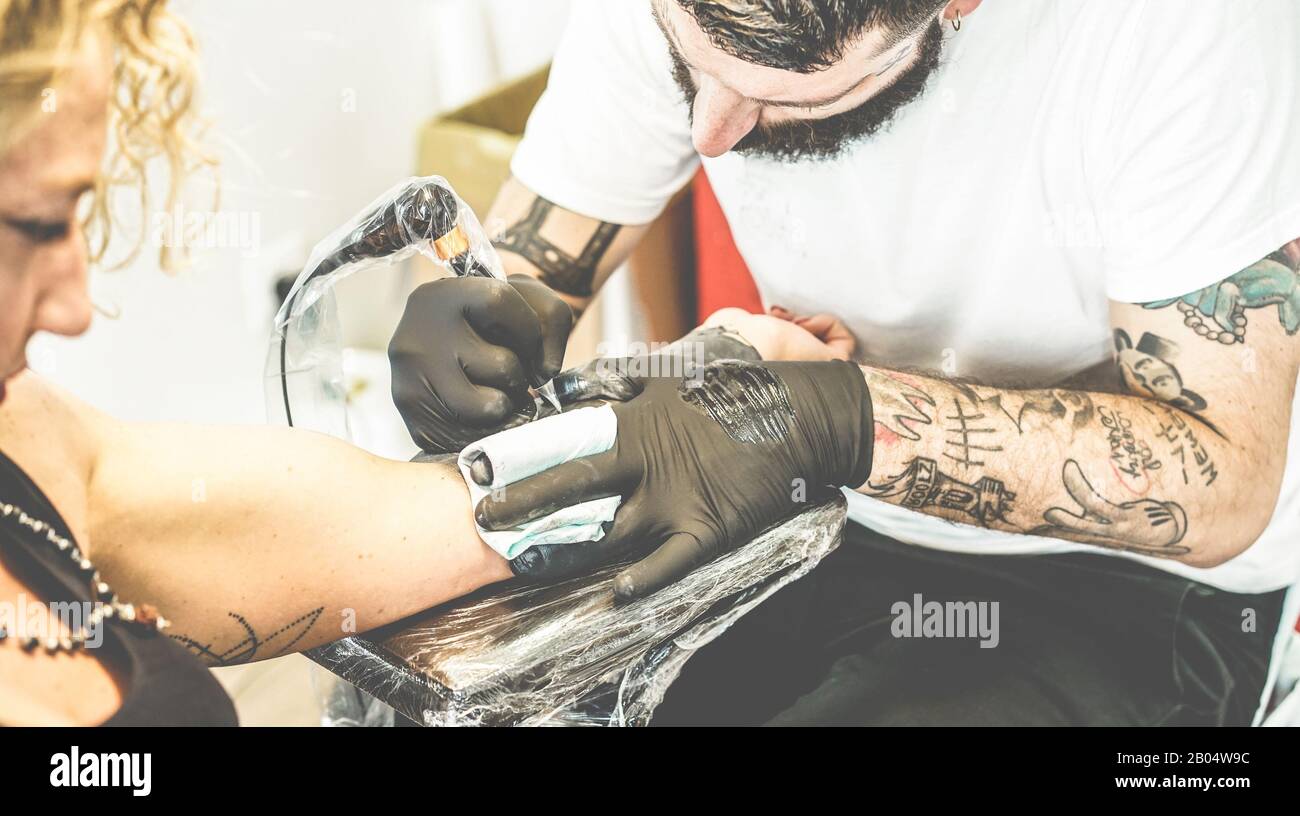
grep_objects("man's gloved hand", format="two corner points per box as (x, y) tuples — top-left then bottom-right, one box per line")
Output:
(389, 274), (573, 453)
(476, 358), (874, 600)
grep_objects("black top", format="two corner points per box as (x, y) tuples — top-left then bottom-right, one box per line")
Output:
(0, 447), (238, 726)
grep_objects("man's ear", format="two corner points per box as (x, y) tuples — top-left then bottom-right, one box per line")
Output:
(943, 0), (984, 25)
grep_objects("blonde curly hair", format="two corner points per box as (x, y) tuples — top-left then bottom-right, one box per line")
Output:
(0, 0), (214, 270)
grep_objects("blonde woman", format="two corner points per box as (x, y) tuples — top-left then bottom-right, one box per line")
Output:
(0, 0), (521, 726)
(0, 0), (841, 726)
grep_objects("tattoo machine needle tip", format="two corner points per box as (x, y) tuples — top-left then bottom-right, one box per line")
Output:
(532, 380), (563, 414)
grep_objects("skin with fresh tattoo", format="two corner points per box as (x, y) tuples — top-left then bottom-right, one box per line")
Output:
(854, 241), (1300, 566)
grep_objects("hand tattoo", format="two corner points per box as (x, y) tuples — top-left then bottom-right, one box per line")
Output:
(1034, 460), (1189, 558)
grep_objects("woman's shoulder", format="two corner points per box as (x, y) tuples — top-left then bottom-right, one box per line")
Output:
(0, 371), (102, 540)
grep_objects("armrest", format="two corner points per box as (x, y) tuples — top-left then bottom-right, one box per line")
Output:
(310, 492), (847, 726)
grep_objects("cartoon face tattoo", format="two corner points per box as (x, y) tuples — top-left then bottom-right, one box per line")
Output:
(1114, 330), (1207, 412)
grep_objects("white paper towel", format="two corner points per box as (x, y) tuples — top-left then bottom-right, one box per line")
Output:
(458, 405), (622, 559)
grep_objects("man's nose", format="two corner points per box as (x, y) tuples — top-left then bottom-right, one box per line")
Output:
(691, 77), (760, 158)
(32, 230), (94, 338)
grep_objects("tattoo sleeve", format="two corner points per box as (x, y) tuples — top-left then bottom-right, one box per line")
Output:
(854, 240), (1299, 566)
(493, 196), (623, 299)
(859, 369), (1218, 561)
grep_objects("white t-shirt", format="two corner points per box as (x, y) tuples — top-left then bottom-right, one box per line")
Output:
(511, 0), (1300, 593)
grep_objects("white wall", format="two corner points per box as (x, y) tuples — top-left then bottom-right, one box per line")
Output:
(29, 0), (571, 425)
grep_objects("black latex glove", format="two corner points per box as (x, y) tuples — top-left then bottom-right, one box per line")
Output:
(477, 359), (874, 600)
(389, 273), (573, 453)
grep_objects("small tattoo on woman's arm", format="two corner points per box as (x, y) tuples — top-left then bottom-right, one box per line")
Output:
(170, 607), (324, 666)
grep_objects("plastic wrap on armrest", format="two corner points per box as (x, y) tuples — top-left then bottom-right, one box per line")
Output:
(310, 493), (847, 726)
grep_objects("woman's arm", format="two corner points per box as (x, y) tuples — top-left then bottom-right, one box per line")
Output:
(25, 310), (828, 667)
(84, 417), (511, 666)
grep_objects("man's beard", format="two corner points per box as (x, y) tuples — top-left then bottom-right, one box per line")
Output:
(672, 19), (945, 162)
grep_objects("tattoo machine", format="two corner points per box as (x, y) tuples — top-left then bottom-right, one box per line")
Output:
(266, 176), (562, 434)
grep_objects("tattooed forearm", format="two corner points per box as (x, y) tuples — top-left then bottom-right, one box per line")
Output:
(857, 365), (1243, 563)
(493, 196), (622, 298)
(1141, 240), (1300, 344)
(170, 607), (324, 667)
(855, 242), (1296, 564)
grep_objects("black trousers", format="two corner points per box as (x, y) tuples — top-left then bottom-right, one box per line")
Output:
(653, 522), (1286, 726)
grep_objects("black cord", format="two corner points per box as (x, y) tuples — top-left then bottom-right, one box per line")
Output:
(279, 287), (300, 427)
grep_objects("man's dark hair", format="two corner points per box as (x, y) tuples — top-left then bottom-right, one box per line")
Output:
(675, 0), (948, 73)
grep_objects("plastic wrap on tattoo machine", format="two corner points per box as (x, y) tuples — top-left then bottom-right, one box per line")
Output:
(264, 176), (504, 432)
(311, 491), (847, 726)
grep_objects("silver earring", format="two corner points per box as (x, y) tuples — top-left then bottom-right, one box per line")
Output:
(951, 10), (962, 31)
